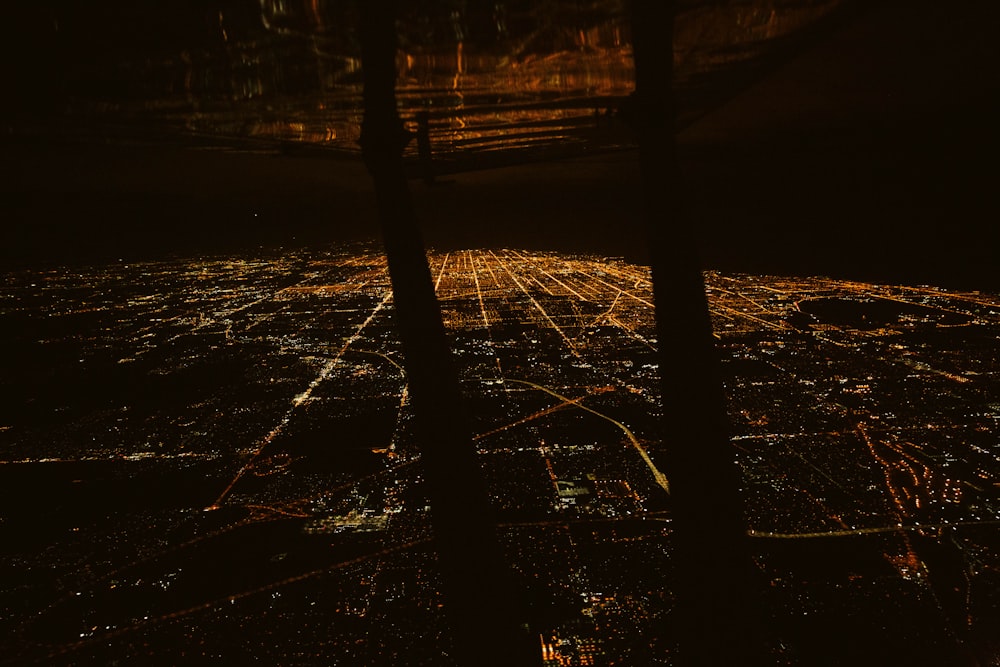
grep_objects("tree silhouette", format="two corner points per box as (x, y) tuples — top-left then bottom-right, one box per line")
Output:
(357, 3), (536, 666)
(629, 1), (763, 664)
(360, 1), (760, 663)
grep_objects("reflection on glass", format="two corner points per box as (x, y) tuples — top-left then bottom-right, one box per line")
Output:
(37, 1), (843, 159)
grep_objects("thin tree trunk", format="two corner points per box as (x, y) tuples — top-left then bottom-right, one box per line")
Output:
(357, 3), (533, 666)
(629, 1), (763, 664)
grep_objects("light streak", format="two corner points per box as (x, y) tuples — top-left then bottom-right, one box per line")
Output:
(468, 250), (506, 382)
(473, 391), (594, 442)
(489, 250), (582, 358)
(506, 379), (670, 495)
(433, 252), (450, 292)
(209, 291), (394, 508)
(749, 520), (1000, 539)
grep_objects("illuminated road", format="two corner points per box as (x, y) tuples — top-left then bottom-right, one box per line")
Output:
(505, 379), (671, 495)
(209, 286), (394, 508)
(473, 390), (597, 442)
(6, 244), (1000, 664)
(467, 250), (507, 381)
(748, 520), (1000, 540)
(489, 249), (583, 359)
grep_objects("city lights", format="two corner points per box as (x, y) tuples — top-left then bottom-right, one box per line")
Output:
(2, 243), (998, 664)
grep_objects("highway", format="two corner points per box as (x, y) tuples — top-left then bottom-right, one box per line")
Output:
(505, 378), (671, 495)
(748, 519), (1000, 540)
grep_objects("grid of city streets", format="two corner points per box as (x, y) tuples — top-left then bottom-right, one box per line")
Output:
(2, 243), (999, 665)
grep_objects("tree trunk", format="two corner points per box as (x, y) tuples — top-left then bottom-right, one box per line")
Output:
(357, 3), (534, 666)
(629, 1), (763, 664)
